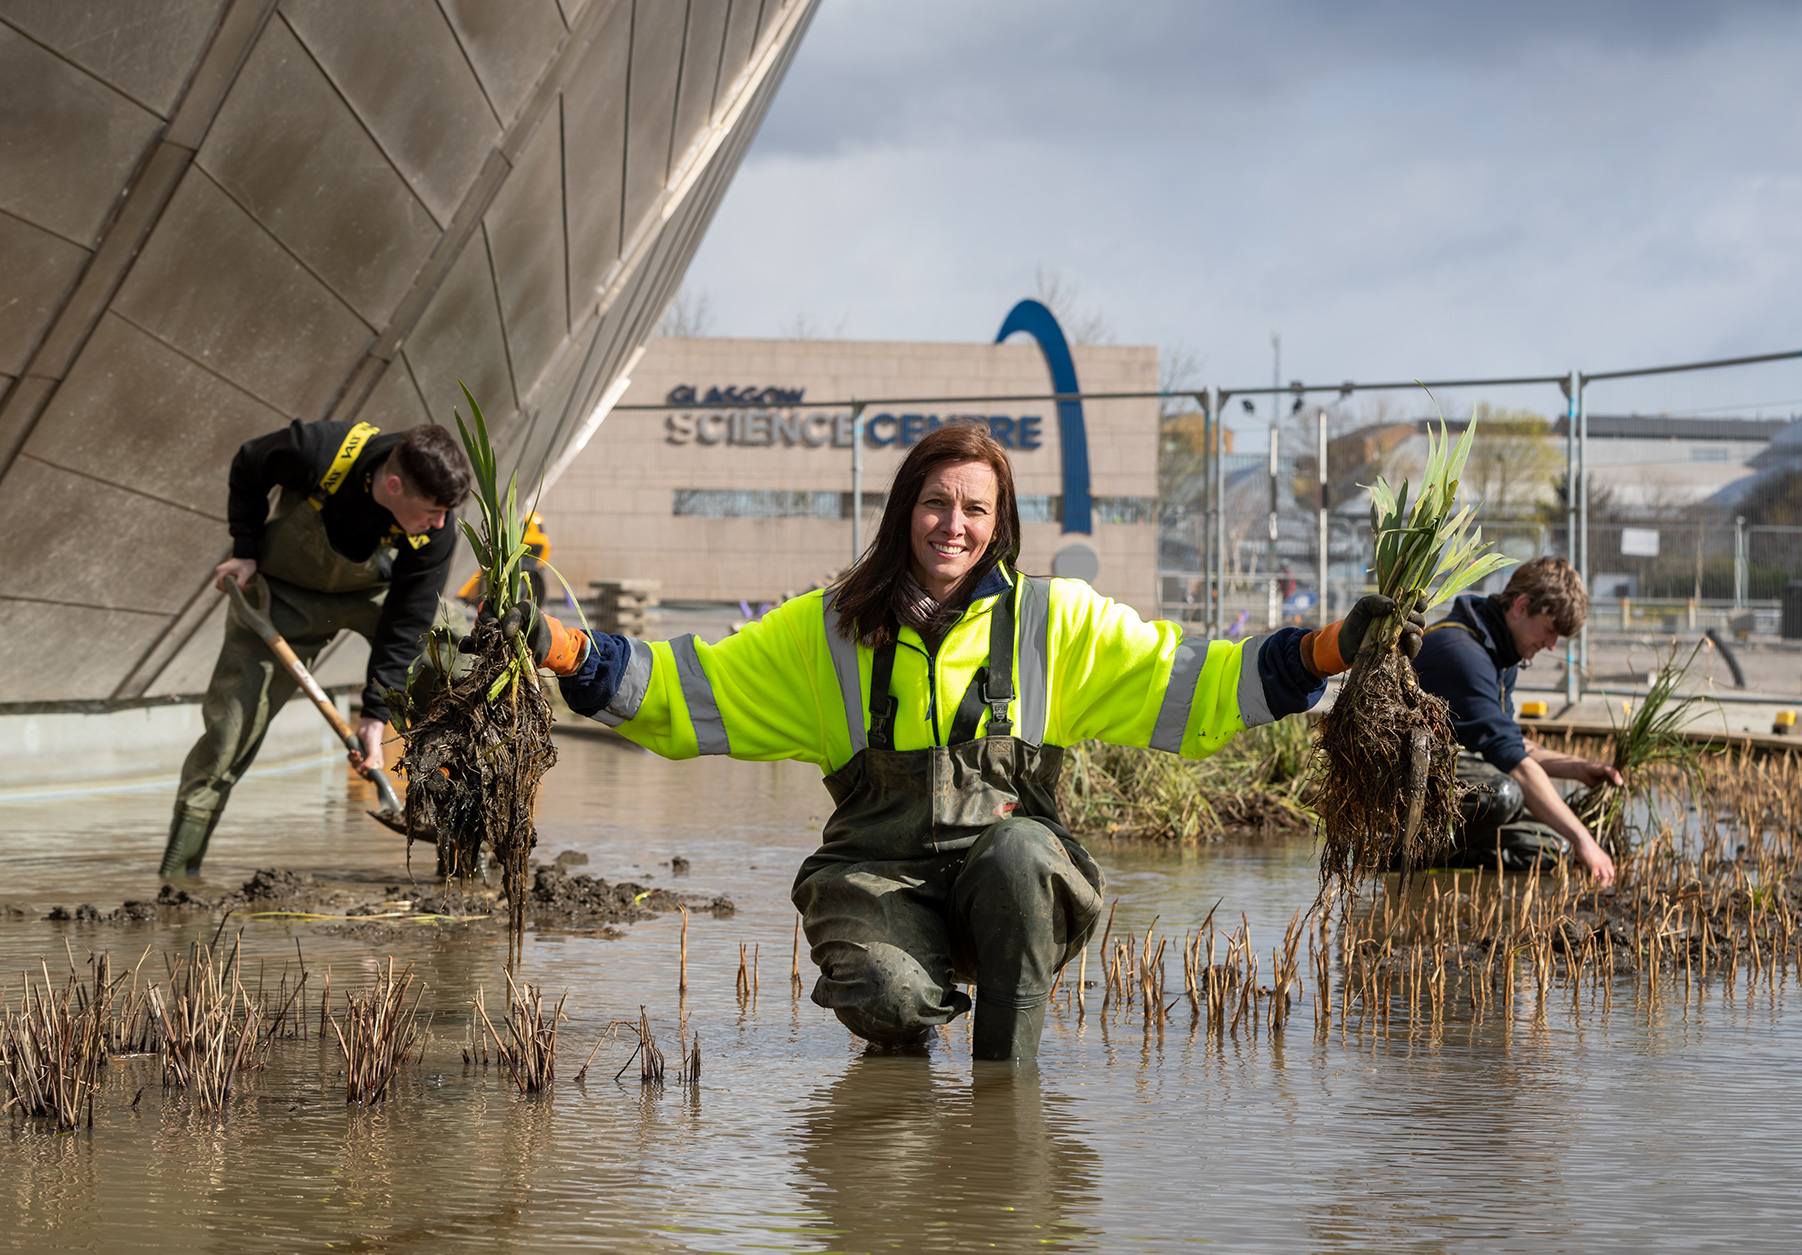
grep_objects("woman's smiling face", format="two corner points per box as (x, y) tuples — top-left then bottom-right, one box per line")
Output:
(909, 459), (999, 600)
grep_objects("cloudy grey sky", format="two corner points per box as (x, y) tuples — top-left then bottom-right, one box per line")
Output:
(681, 0), (1802, 430)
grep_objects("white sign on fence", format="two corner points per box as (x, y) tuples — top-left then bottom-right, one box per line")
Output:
(1620, 527), (1661, 558)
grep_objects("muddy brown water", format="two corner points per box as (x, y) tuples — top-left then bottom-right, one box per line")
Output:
(3, 735), (1801, 1252)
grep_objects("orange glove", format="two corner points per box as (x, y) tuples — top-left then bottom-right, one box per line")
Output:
(1304, 620), (1349, 676)
(538, 613), (588, 676)
(496, 602), (590, 676)
(1302, 595), (1425, 677)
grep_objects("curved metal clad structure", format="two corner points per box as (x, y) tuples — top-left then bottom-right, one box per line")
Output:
(0, 0), (816, 706)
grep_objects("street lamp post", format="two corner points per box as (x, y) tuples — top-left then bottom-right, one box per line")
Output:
(1268, 333), (1281, 630)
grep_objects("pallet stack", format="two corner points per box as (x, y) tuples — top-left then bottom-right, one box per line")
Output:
(589, 580), (660, 635)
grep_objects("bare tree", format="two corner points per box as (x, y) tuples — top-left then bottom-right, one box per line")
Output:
(1032, 265), (1113, 346)
(658, 286), (713, 338)
(1158, 343), (1204, 419)
(780, 310), (849, 340)
(1465, 403), (1559, 518)
(1158, 344), (1209, 507)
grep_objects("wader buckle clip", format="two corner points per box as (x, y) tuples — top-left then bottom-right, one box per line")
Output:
(871, 695), (899, 750)
(983, 681), (1013, 736)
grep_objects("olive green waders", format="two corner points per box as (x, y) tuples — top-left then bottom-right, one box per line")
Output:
(161, 490), (396, 876)
(1450, 751), (1569, 871)
(792, 584), (1105, 1060)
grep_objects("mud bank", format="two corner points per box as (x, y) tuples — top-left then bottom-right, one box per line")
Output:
(7, 857), (733, 935)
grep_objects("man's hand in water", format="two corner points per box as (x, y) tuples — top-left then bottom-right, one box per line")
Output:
(1571, 830), (1616, 886)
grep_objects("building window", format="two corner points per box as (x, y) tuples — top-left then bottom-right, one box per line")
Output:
(1020, 495), (1159, 525)
(1689, 446), (1731, 462)
(672, 489), (887, 518)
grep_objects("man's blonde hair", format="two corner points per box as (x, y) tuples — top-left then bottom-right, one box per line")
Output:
(1499, 556), (1586, 637)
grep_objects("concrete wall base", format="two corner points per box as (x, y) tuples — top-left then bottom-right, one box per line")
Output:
(0, 696), (346, 802)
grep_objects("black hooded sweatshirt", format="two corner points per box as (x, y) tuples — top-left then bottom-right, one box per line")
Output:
(227, 419), (456, 723)
(1410, 592), (1527, 773)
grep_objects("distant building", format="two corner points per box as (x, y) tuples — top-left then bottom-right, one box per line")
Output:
(1549, 415), (1793, 510)
(1326, 414), (1793, 515)
(541, 334), (1161, 618)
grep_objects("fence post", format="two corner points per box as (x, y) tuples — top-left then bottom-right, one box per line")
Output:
(1734, 515), (1747, 609)
(1577, 374), (1590, 695)
(1267, 412), (1280, 630)
(1210, 386), (1224, 637)
(1317, 405), (1330, 627)
(1563, 370), (1580, 706)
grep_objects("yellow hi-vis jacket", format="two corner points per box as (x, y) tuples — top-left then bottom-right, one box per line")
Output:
(565, 567), (1293, 771)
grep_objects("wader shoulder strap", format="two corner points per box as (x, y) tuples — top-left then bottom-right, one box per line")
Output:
(868, 640), (899, 751)
(309, 422), (380, 511)
(1425, 620), (1479, 639)
(948, 582), (1017, 743)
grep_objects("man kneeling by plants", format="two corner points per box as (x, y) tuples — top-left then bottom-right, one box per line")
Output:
(1410, 556), (1618, 884)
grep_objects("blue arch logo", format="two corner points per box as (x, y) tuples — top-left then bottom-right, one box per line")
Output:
(995, 300), (1091, 535)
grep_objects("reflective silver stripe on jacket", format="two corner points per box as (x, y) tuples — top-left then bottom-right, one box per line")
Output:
(1236, 634), (1273, 728)
(1015, 576), (1053, 745)
(1148, 637), (1208, 752)
(824, 596), (866, 753)
(593, 637), (654, 728)
(670, 634), (731, 755)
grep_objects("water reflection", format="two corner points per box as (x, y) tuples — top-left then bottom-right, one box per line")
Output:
(793, 1055), (1101, 1252)
(10, 743), (1802, 1250)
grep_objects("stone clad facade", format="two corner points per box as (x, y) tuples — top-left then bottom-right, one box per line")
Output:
(0, 0), (818, 706)
(541, 336), (1160, 617)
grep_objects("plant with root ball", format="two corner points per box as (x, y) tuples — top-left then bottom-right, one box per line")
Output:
(1575, 639), (1707, 856)
(390, 383), (558, 959)
(1311, 398), (1512, 892)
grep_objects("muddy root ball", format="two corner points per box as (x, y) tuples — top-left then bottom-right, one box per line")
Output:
(1309, 645), (1461, 892)
(395, 619), (556, 947)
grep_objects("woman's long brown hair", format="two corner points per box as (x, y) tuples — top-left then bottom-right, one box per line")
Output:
(830, 422), (1021, 646)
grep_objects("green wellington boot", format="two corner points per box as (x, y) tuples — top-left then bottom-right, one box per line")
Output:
(972, 999), (1047, 1061)
(158, 810), (220, 878)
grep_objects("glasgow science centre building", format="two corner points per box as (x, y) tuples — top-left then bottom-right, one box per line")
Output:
(542, 303), (1161, 618)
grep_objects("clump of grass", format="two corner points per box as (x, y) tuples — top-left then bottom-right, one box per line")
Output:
(330, 959), (424, 1105)
(614, 1007), (667, 1085)
(1062, 720), (1314, 841)
(472, 974), (565, 1093)
(101, 949), (161, 1056)
(1576, 639), (1709, 855)
(1, 960), (106, 1130)
(1311, 402), (1511, 891)
(147, 938), (268, 1110)
(391, 384), (558, 959)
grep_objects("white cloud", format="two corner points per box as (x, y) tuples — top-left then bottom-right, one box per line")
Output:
(683, 0), (1802, 430)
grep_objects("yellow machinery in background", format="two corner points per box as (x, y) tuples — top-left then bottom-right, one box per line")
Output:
(456, 512), (553, 606)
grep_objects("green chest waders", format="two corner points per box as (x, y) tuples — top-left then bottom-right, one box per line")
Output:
(791, 582), (1105, 1058)
(162, 430), (407, 876)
